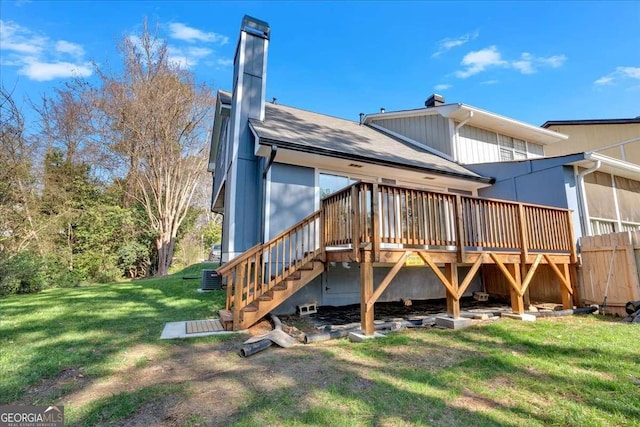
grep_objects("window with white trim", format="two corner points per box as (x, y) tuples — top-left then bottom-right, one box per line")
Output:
(498, 134), (527, 160)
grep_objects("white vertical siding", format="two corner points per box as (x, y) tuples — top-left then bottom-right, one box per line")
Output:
(458, 125), (499, 163)
(458, 125), (547, 164)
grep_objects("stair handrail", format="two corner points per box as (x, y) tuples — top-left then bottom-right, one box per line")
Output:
(217, 209), (323, 315)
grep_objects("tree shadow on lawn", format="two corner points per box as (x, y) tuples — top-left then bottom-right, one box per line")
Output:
(0, 274), (226, 404)
(216, 323), (640, 426)
(15, 316), (639, 426)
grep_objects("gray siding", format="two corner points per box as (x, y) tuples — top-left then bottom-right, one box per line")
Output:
(467, 156), (583, 243)
(373, 115), (451, 156)
(212, 117), (229, 201)
(223, 28), (269, 257)
(268, 163), (316, 239)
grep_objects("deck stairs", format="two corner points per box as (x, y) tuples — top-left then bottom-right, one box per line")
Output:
(217, 210), (324, 330)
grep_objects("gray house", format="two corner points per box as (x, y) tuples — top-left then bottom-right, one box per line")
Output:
(209, 16), (578, 330)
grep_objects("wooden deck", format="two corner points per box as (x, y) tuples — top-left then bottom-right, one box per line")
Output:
(218, 182), (578, 332)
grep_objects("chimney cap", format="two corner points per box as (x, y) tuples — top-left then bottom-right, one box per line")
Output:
(425, 94), (445, 108)
(242, 15), (270, 39)
(380, 107), (385, 113)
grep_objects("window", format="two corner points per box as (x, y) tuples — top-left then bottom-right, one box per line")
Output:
(319, 173), (358, 198)
(498, 134), (528, 160)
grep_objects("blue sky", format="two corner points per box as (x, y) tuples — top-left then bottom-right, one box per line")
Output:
(1, 1), (639, 127)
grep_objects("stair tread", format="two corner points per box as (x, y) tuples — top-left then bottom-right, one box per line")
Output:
(218, 309), (233, 322)
(243, 304), (258, 312)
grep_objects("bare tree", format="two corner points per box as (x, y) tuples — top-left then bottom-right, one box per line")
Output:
(95, 21), (214, 275)
(0, 86), (41, 255)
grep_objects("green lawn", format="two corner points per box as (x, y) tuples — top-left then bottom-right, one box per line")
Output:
(1, 266), (639, 426)
(0, 263), (225, 405)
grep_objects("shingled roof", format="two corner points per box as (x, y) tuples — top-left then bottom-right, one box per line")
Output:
(247, 100), (491, 183)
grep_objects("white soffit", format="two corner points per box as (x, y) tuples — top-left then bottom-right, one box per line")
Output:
(259, 145), (491, 191)
(569, 152), (640, 181)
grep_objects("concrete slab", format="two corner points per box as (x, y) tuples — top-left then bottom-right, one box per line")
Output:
(160, 320), (244, 339)
(501, 313), (536, 322)
(435, 316), (473, 330)
(348, 330), (386, 342)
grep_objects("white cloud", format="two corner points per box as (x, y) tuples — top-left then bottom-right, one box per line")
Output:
(167, 45), (214, 69)
(618, 66), (640, 79)
(481, 79), (499, 85)
(18, 60), (92, 81)
(538, 54), (567, 68)
(0, 19), (92, 81)
(168, 23), (229, 45)
(434, 83), (452, 91)
(594, 76), (614, 85)
(55, 40), (84, 58)
(0, 20), (46, 54)
(456, 46), (507, 78)
(455, 46), (567, 78)
(512, 52), (567, 74)
(216, 58), (233, 67)
(432, 31), (479, 58)
(594, 66), (640, 86)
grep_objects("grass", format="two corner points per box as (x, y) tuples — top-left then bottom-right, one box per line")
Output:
(0, 263), (225, 417)
(228, 318), (640, 427)
(2, 265), (639, 426)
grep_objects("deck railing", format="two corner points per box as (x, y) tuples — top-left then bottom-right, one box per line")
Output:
(322, 182), (575, 259)
(218, 211), (322, 322)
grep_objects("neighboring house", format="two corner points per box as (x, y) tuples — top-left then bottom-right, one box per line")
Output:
(209, 16), (578, 331)
(541, 119), (640, 236)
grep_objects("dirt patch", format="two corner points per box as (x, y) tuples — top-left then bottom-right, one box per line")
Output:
(19, 367), (90, 405)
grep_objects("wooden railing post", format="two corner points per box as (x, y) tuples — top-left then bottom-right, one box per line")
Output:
(233, 266), (245, 330)
(455, 195), (466, 263)
(371, 184), (380, 262)
(351, 185), (360, 262)
(319, 206), (326, 261)
(566, 210), (577, 264)
(517, 204), (529, 261)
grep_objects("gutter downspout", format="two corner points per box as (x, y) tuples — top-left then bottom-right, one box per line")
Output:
(454, 111), (473, 162)
(576, 159), (601, 237)
(260, 145), (278, 244)
(263, 145), (278, 178)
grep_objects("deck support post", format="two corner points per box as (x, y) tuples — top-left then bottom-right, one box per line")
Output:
(544, 255), (574, 310)
(560, 263), (573, 310)
(360, 250), (375, 335)
(508, 263), (524, 314)
(445, 263), (460, 319)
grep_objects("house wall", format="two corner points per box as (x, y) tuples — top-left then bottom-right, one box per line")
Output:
(457, 125), (544, 164)
(273, 264), (482, 315)
(267, 163), (316, 239)
(543, 123), (640, 163)
(372, 115), (452, 156)
(467, 156), (583, 244)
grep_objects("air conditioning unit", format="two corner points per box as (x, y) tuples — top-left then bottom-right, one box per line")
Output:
(201, 269), (222, 291)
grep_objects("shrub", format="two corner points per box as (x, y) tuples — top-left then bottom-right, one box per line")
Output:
(0, 251), (47, 296)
